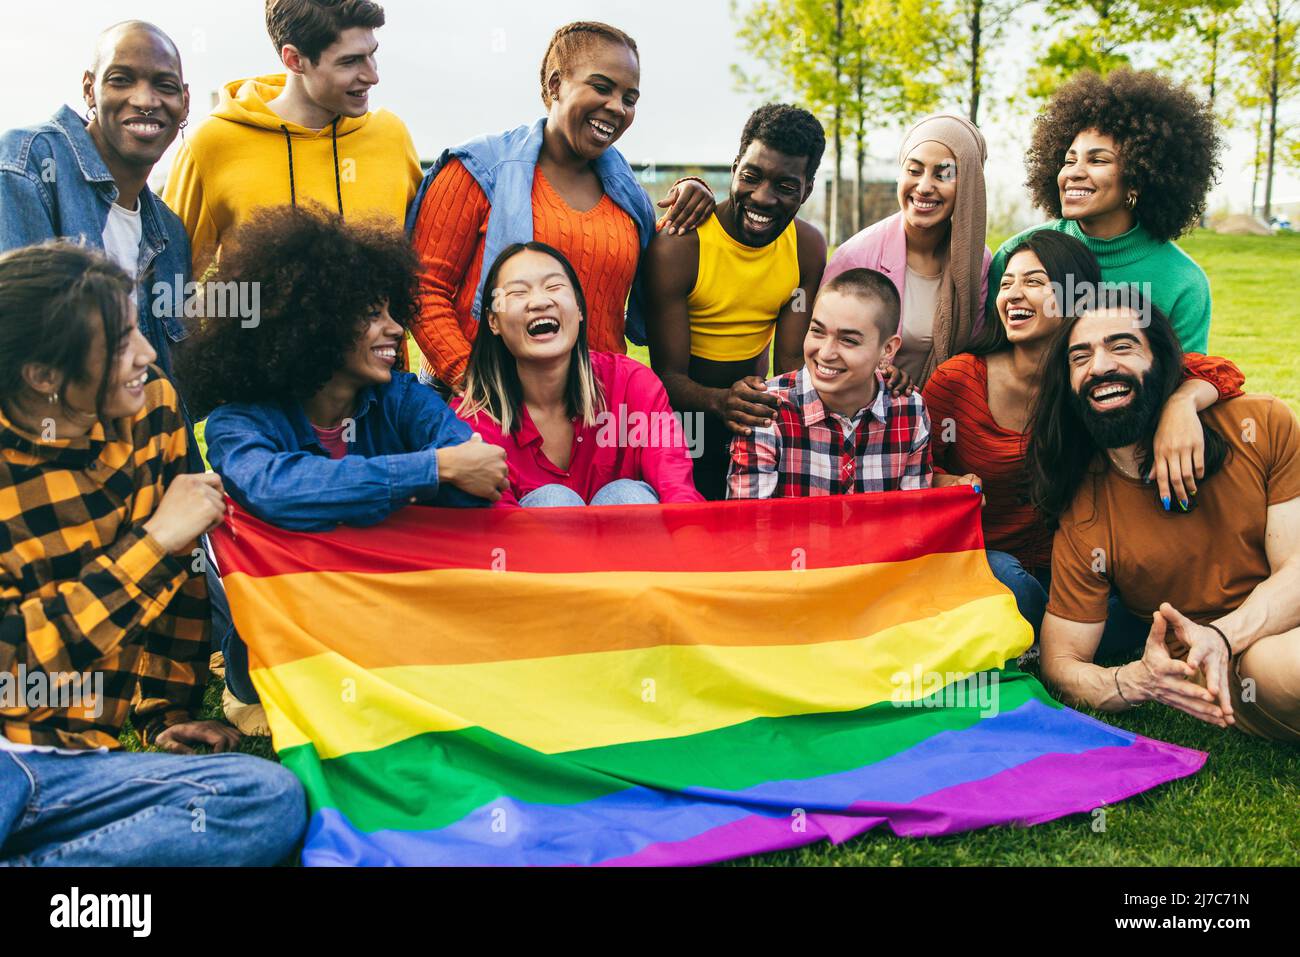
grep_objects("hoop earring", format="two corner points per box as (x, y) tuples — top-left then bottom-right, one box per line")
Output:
(1125, 191), (1138, 210)
(85, 105), (97, 123)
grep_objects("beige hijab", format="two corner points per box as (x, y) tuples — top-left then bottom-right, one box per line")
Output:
(897, 113), (988, 383)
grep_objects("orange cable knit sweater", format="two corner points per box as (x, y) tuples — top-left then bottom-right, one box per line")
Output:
(410, 158), (641, 387)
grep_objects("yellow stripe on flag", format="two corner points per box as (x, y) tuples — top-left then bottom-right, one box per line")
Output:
(253, 594), (1028, 757)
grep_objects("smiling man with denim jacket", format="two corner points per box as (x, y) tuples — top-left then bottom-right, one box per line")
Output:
(0, 22), (191, 379)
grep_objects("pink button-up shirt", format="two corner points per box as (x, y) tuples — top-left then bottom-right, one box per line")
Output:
(454, 351), (704, 506)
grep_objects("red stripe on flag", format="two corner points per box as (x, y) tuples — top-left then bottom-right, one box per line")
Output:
(210, 486), (985, 578)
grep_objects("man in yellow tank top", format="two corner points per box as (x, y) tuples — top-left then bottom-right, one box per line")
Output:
(645, 105), (827, 499)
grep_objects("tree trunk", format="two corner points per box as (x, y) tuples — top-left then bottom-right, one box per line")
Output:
(1207, 22), (1218, 109)
(853, 57), (865, 234)
(832, 0), (842, 248)
(969, 0), (983, 124)
(1263, 0), (1280, 221)
(831, 107), (843, 245)
(829, 0), (845, 245)
(1252, 99), (1264, 216)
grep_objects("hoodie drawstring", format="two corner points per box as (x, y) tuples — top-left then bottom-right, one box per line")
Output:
(331, 117), (343, 217)
(280, 124), (297, 208)
(280, 118), (344, 216)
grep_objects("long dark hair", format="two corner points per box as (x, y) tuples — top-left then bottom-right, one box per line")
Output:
(459, 242), (604, 433)
(0, 242), (135, 418)
(1026, 286), (1229, 526)
(970, 230), (1103, 356)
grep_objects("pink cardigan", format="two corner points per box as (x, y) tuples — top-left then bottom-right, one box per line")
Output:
(453, 351), (704, 506)
(821, 211), (991, 338)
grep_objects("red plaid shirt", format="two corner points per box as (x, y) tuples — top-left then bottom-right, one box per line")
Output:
(726, 367), (932, 499)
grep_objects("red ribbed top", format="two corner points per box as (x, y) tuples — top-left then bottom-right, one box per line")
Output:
(409, 158), (640, 388)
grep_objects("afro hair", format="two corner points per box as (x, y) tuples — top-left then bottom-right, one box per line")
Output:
(1024, 68), (1222, 242)
(176, 203), (419, 419)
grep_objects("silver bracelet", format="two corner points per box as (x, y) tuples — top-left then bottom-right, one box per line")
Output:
(1114, 664), (1142, 708)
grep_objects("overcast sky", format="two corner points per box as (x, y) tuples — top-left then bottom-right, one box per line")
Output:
(1, 0), (1293, 223)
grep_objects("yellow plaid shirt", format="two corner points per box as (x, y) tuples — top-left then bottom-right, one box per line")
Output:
(0, 373), (209, 749)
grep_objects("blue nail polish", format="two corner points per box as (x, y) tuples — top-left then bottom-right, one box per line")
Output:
(1179, 499), (1189, 512)
(972, 484), (982, 495)
(1161, 496), (1171, 511)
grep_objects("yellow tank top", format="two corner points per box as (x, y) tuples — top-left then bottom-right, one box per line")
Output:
(688, 212), (801, 362)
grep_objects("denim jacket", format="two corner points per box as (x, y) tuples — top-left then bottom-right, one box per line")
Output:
(406, 118), (659, 345)
(0, 106), (191, 376)
(204, 371), (490, 532)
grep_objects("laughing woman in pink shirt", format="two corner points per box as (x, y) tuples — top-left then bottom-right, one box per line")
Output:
(453, 242), (703, 507)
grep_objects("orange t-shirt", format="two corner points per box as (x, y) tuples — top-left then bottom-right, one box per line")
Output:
(409, 158), (641, 388)
(1047, 395), (1300, 625)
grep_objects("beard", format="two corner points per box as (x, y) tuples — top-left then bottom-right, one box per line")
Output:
(1072, 370), (1164, 450)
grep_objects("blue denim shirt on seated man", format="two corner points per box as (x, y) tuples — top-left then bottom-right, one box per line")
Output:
(0, 105), (191, 376)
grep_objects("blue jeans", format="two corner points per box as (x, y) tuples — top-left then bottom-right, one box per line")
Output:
(520, 479), (660, 508)
(986, 549), (1150, 655)
(0, 749), (305, 866)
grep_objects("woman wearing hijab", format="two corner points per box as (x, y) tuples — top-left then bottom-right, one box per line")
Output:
(820, 113), (989, 386)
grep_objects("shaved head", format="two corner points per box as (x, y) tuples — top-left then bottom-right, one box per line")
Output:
(89, 20), (182, 77)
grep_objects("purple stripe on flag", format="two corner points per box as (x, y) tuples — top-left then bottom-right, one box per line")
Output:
(600, 737), (1204, 866)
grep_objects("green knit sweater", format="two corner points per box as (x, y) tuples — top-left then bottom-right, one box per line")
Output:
(987, 219), (1212, 353)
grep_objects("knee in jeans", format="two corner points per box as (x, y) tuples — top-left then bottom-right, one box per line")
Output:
(210, 756), (306, 865)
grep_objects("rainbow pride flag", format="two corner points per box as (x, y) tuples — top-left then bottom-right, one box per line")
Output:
(209, 487), (1204, 866)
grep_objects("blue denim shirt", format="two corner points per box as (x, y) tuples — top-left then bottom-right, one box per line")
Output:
(406, 118), (659, 345)
(204, 372), (489, 531)
(0, 106), (191, 376)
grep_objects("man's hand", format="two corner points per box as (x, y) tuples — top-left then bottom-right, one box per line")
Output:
(438, 434), (510, 502)
(657, 179), (716, 235)
(1129, 610), (1229, 727)
(1150, 393), (1205, 511)
(155, 720), (241, 754)
(1159, 602), (1235, 725)
(143, 473), (227, 554)
(880, 363), (915, 397)
(933, 471), (984, 506)
(718, 376), (780, 436)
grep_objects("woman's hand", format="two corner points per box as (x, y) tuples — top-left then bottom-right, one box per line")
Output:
(438, 434), (510, 502)
(933, 471), (984, 506)
(143, 473), (227, 554)
(657, 179), (716, 235)
(1151, 392), (1204, 511)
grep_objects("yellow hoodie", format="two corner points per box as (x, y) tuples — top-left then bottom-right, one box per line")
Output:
(162, 75), (422, 274)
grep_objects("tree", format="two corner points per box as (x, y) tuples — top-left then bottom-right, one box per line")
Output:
(1026, 0), (1173, 98)
(1158, 0), (1245, 109)
(733, 0), (951, 242)
(949, 0), (1021, 123)
(1229, 0), (1300, 218)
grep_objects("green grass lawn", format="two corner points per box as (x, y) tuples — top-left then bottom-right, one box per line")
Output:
(168, 230), (1299, 866)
